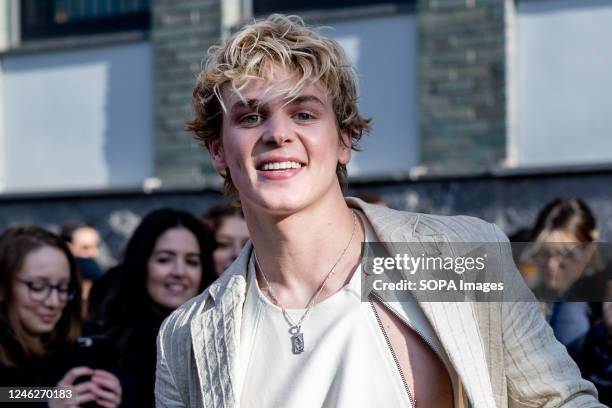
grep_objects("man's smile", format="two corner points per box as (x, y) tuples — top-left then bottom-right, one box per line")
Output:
(255, 156), (307, 180)
(260, 161), (302, 171)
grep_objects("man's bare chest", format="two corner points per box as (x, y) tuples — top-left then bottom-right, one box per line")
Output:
(372, 299), (453, 408)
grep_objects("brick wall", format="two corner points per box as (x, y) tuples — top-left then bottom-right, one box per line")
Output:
(152, 0), (221, 188)
(418, 0), (507, 173)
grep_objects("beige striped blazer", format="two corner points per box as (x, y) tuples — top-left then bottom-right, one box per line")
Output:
(155, 198), (603, 407)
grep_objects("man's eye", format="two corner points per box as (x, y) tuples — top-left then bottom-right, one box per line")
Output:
(240, 114), (262, 125)
(294, 112), (314, 121)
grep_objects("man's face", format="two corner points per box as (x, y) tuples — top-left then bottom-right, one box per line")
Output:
(70, 227), (100, 259)
(212, 66), (350, 214)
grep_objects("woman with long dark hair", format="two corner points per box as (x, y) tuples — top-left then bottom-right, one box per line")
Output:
(0, 225), (121, 407)
(88, 208), (216, 407)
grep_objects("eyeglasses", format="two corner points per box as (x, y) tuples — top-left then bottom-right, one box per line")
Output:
(532, 245), (585, 263)
(15, 278), (76, 303)
(528, 242), (596, 274)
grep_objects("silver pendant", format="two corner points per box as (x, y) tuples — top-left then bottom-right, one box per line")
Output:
(292, 332), (304, 354)
(290, 326), (304, 354)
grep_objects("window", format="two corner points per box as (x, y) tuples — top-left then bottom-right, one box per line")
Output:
(20, 0), (150, 41)
(253, 0), (415, 15)
(513, 0), (612, 167)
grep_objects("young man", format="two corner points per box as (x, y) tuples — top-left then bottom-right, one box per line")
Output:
(156, 15), (602, 407)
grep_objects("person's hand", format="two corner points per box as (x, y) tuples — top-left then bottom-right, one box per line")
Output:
(49, 366), (122, 408)
(49, 366), (96, 407)
(89, 369), (122, 408)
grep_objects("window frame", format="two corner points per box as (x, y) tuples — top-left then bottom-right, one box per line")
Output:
(20, 0), (150, 42)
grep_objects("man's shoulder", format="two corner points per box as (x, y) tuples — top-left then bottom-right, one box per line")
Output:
(353, 198), (504, 243)
(158, 289), (210, 347)
(413, 212), (502, 241)
(158, 262), (249, 350)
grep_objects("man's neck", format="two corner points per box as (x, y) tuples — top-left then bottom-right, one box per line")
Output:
(243, 193), (364, 308)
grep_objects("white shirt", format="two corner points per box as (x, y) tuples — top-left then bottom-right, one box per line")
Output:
(238, 211), (460, 408)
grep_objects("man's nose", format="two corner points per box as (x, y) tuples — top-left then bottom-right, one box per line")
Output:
(262, 114), (293, 145)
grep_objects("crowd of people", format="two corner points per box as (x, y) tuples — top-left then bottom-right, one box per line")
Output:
(0, 203), (248, 407)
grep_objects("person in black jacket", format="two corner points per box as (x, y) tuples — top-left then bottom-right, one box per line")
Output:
(0, 225), (122, 407)
(88, 208), (216, 407)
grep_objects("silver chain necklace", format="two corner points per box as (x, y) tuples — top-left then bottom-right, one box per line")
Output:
(254, 210), (358, 354)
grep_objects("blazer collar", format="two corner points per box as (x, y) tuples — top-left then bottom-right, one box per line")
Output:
(208, 242), (252, 303)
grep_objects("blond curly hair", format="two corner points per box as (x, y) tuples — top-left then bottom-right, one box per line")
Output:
(186, 14), (371, 197)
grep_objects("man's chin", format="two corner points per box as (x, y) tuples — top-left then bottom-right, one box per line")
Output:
(243, 192), (308, 214)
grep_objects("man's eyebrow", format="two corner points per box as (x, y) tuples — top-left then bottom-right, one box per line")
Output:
(228, 95), (325, 113)
(229, 99), (260, 113)
(288, 95), (325, 106)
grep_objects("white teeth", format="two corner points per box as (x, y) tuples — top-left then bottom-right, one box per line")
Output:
(261, 161), (302, 171)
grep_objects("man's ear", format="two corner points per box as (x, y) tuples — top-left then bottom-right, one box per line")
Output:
(338, 129), (352, 165)
(208, 139), (227, 173)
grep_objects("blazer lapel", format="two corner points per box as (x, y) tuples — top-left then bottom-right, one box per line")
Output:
(349, 198), (496, 407)
(408, 228), (495, 407)
(190, 244), (252, 408)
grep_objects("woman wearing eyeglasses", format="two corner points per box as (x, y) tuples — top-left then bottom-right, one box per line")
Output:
(525, 198), (612, 405)
(526, 198), (600, 321)
(0, 225), (122, 407)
